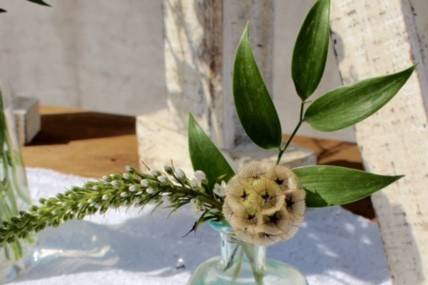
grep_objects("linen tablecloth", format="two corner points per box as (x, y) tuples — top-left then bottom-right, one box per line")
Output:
(8, 168), (391, 285)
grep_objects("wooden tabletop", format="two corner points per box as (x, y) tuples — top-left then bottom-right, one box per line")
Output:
(22, 106), (373, 219)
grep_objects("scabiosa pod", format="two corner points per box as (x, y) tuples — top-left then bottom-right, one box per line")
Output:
(223, 162), (306, 246)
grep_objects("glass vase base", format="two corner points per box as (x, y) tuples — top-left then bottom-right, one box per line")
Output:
(188, 256), (308, 285)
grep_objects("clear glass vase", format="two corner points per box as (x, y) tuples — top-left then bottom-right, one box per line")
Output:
(188, 221), (307, 285)
(0, 86), (36, 282)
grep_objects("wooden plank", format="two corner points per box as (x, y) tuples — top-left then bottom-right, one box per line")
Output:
(22, 106), (138, 178)
(138, 0), (285, 172)
(331, 0), (428, 283)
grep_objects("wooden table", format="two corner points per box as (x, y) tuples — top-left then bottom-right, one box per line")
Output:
(22, 106), (373, 219)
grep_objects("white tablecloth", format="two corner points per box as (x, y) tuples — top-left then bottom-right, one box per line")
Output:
(8, 168), (391, 285)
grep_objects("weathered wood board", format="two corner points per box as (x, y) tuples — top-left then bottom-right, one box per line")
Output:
(331, 0), (428, 284)
(138, 0), (315, 172)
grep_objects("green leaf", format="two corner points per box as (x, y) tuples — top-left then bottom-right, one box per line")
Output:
(304, 66), (415, 131)
(233, 25), (282, 149)
(26, 0), (51, 6)
(188, 114), (235, 189)
(292, 0), (331, 100)
(293, 165), (403, 207)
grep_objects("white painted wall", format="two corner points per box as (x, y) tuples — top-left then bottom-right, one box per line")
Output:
(0, 0), (355, 141)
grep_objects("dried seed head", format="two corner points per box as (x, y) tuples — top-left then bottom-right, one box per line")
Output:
(266, 165), (300, 191)
(225, 178), (260, 211)
(223, 162), (306, 246)
(251, 177), (285, 215)
(238, 161), (269, 180)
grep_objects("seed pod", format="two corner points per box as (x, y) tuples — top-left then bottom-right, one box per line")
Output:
(224, 177), (260, 211)
(224, 201), (261, 234)
(237, 161), (268, 180)
(251, 177), (285, 215)
(266, 165), (300, 191)
(223, 162), (306, 246)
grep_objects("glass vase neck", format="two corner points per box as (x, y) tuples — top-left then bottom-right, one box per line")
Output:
(209, 221), (266, 274)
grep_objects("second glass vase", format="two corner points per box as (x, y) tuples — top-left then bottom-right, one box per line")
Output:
(0, 87), (36, 282)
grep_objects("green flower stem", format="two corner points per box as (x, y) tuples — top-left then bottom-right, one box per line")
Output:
(0, 167), (223, 245)
(276, 101), (305, 165)
(242, 244), (264, 285)
(231, 249), (243, 285)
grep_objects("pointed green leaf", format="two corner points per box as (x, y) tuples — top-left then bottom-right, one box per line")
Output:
(233, 25), (282, 149)
(292, 0), (331, 99)
(304, 66), (415, 131)
(26, 0), (51, 6)
(293, 165), (403, 207)
(188, 114), (235, 189)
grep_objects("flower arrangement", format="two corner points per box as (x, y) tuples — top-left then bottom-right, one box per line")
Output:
(0, 0), (414, 284)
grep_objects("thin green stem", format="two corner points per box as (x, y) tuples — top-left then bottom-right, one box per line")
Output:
(230, 247), (244, 285)
(276, 101), (305, 165)
(242, 244), (264, 285)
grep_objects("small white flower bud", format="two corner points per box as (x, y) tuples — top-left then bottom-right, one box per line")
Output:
(91, 185), (99, 191)
(157, 175), (168, 183)
(161, 192), (169, 197)
(146, 187), (155, 194)
(140, 179), (149, 187)
(111, 180), (120, 188)
(102, 176), (108, 181)
(175, 168), (185, 179)
(122, 173), (131, 180)
(136, 191), (143, 196)
(129, 185), (138, 192)
(125, 165), (133, 172)
(213, 182), (226, 197)
(109, 174), (116, 179)
(194, 170), (206, 182)
(120, 192), (128, 198)
(189, 178), (200, 188)
(102, 194), (109, 201)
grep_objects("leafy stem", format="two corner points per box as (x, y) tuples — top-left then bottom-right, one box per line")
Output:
(0, 167), (224, 245)
(276, 101), (305, 164)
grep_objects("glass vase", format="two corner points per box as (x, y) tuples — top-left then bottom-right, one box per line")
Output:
(0, 86), (36, 282)
(188, 221), (307, 285)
